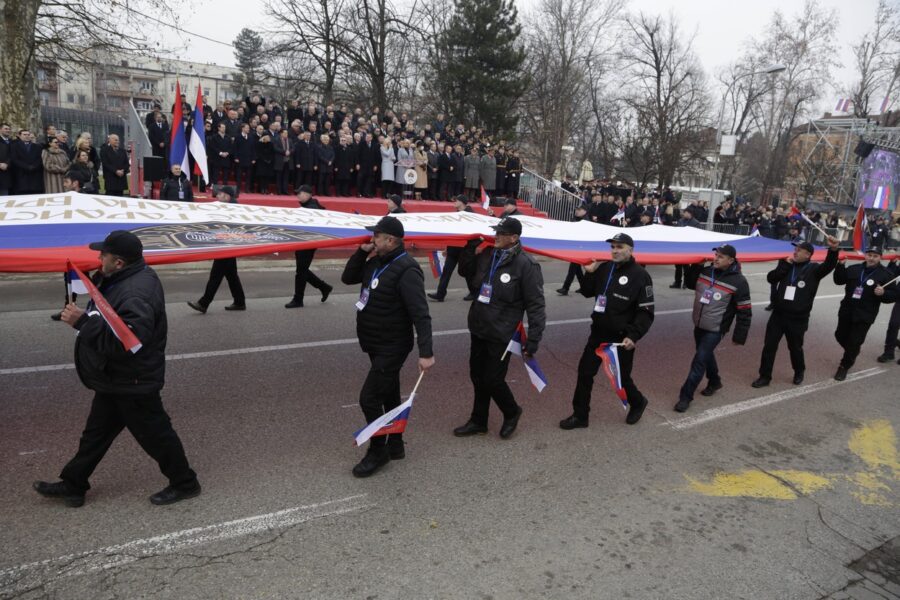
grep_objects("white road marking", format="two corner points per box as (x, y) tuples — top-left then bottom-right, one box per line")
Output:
(0, 494), (372, 595)
(0, 309), (693, 376)
(668, 368), (887, 430)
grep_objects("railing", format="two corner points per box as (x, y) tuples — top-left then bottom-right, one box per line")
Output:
(519, 167), (583, 221)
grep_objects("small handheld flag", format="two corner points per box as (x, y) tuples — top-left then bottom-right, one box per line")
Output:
(353, 371), (424, 446)
(66, 265), (89, 296)
(481, 185), (490, 211)
(749, 224), (760, 237)
(428, 250), (446, 279)
(188, 84), (209, 184)
(595, 342), (628, 409)
(852, 203), (868, 253)
(503, 322), (548, 392)
(66, 260), (143, 353)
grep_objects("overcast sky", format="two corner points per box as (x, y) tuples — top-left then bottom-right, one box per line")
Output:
(170, 0), (877, 114)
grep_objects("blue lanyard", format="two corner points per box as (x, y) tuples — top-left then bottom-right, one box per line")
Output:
(790, 262), (809, 286)
(709, 268), (717, 288)
(859, 267), (874, 286)
(601, 264), (616, 296)
(486, 250), (507, 284)
(370, 252), (407, 287)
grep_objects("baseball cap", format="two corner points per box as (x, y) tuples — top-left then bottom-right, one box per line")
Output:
(453, 194), (470, 204)
(712, 244), (737, 258)
(88, 230), (143, 260)
(504, 197), (517, 206)
(387, 194), (402, 206)
(866, 246), (883, 255)
(491, 217), (522, 235)
(606, 232), (634, 247)
(295, 184), (314, 195)
(792, 241), (814, 253)
(365, 216), (405, 238)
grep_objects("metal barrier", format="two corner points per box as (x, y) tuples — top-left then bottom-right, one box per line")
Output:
(519, 167), (583, 221)
(701, 223), (751, 236)
(126, 103), (153, 197)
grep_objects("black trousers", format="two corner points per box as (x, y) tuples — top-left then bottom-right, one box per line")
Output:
(360, 353), (409, 448)
(428, 178), (438, 200)
(235, 166), (252, 192)
(317, 170), (332, 196)
(357, 171), (374, 197)
(211, 164), (229, 186)
(440, 181), (452, 201)
(834, 316), (872, 369)
(883, 302), (900, 356)
(276, 168), (291, 195)
(199, 258), (245, 307)
(293, 249), (328, 303)
(60, 391), (197, 493)
(562, 263), (584, 291)
(336, 178), (351, 196)
(759, 311), (808, 378)
(673, 265), (684, 286)
(468, 334), (518, 426)
(571, 336), (644, 420)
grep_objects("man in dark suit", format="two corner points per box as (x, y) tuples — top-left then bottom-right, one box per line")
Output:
(148, 112), (169, 163)
(0, 123), (12, 195)
(356, 133), (378, 198)
(233, 123), (256, 193)
(100, 134), (130, 196)
(293, 131), (316, 189)
(11, 129), (44, 194)
(208, 122), (233, 186)
(438, 144), (454, 201)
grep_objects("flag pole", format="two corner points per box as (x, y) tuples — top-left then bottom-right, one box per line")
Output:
(409, 370), (426, 398)
(800, 213), (831, 240)
(63, 270), (71, 305)
(883, 274), (900, 287)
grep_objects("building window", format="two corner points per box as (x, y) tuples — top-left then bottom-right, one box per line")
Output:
(137, 79), (156, 93)
(66, 93), (75, 104)
(78, 94), (86, 105)
(37, 68), (47, 83)
(39, 92), (51, 106)
(135, 100), (154, 111)
(107, 96), (122, 108)
(204, 88), (210, 97)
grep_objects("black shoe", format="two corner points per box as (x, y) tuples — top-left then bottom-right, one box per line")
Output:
(352, 447), (390, 478)
(33, 480), (84, 508)
(187, 301), (207, 314)
(559, 414), (588, 430)
(669, 283), (682, 289)
(556, 288), (569, 296)
(462, 293), (476, 301)
(387, 438), (405, 460)
(700, 380), (723, 397)
(453, 421), (488, 437)
(751, 377), (771, 388)
(792, 372), (804, 385)
(877, 353), (895, 363)
(626, 396), (648, 425)
(321, 284), (333, 303)
(834, 366), (848, 381)
(50, 312), (62, 321)
(284, 299), (303, 308)
(764, 304), (773, 311)
(499, 406), (522, 439)
(224, 303), (246, 311)
(427, 292), (445, 302)
(674, 398), (691, 413)
(150, 482), (201, 505)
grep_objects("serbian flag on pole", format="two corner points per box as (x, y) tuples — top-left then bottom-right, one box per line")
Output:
(65, 260), (143, 353)
(428, 250), (446, 278)
(169, 80), (190, 175)
(595, 343), (628, 409)
(481, 185), (490, 211)
(188, 84), (209, 183)
(505, 321), (548, 392)
(353, 395), (414, 446)
(749, 224), (760, 237)
(853, 203), (868, 253)
(880, 97), (891, 114)
(66, 265), (89, 296)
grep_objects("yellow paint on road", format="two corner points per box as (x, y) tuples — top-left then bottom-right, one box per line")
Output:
(848, 419), (900, 474)
(686, 470), (832, 500)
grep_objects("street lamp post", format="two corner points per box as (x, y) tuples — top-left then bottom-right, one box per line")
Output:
(706, 64), (786, 228)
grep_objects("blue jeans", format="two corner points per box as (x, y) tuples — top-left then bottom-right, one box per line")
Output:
(679, 328), (723, 402)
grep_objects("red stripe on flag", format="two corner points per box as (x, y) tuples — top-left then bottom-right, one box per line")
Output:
(66, 260), (142, 353)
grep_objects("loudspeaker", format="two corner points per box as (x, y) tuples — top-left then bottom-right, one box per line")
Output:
(854, 141), (875, 158)
(144, 156), (166, 181)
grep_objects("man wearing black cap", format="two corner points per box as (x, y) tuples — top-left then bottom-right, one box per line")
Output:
(286, 185), (334, 308)
(831, 246), (899, 380)
(35, 230), (200, 507)
(187, 186), (247, 313)
(673, 244), (752, 412)
(671, 207), (701, 289)
(453, 217), (546, 439)
(428, 194), (476, 302)
(501, 197), (520, 217)
(387, 194), (406, 214)
(557, 203), (588, 295)
(341, 216), (434, 477)
(752, 236), (839, 388)
(560, 232), (654, 428)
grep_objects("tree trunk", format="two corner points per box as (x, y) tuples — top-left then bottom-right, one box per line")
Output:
(0, 0), (40, 130)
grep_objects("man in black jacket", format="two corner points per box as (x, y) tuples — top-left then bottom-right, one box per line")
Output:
(100, 134), (129, 196)
(876, 259), (900, 363)
(428, 194), (475, 301)
(356, 133), (378, 197)
(208, 122), (233, 186)
(832, 247), (899, 380)
(286, 185), (334, 308)
(0, 122), (13, 195)
(293, 131), (316, 189)
(674, 245), (752, 413)
(11, 129), (44, 194)
(752, 237), (839, 387)
(560, 232), (654, 428)
(438, 145), (455, 200)
(341, 216), (434, 477)
(453, 217), (546, 439)
(35, 231), (200, 507)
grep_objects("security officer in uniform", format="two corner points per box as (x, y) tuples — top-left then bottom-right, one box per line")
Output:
(832, 246), (898, 380)
(35, 231), (200, 507)
(752, 236), (839, 387)
(674, 244), (752, 413)
(453, 217), (546, 439)
(286, 184), (334, 308)
(341, 216), (434, 477)
(560, 232), (654, 428)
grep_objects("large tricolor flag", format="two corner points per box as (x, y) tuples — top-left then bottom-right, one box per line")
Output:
(189, 84), (209, 183)
(481, 185), (490, 211)
(835, 98), (852, 112)
(852, 203), (868, 253)
(168, 80), (190, 175)
(595, 343), (628, 409)
(505, 321), (548, 392)
(65, 260), (143, 353)
(428, 250), (446, 278)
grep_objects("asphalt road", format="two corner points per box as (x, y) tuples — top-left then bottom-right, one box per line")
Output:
(0, 256), (898, 600)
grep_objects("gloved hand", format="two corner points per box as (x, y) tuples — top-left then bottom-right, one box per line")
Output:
(524, 340), (539, 356)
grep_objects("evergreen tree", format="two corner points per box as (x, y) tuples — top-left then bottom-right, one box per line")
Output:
(233, 28), (266, 91)
(439, 0), (528, 135)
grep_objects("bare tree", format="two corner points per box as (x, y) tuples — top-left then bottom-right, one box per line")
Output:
(846, 0), (900, 117)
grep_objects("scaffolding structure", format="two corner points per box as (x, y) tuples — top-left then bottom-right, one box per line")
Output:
(797, 116), (900, 205)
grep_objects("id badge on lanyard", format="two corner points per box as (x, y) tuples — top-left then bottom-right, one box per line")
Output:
(852, 286), (864, 300)
(700, 289), (714, 304)
(593, 295), (607, 313)
(477, 283), (493, 304)
(784, 286), (796, 301)
(355, 288), (370, 311)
